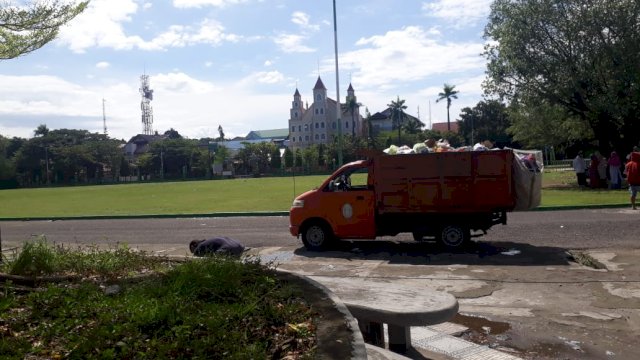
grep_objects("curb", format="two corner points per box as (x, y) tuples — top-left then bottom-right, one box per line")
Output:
(0, 204), (631, 222)
(0, 211), (290, 222)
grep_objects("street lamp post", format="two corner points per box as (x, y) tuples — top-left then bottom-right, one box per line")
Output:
(333, 0), (343, 167)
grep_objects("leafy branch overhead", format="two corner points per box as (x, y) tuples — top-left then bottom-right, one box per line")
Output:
(0, 0), (89, 59)
(483, 0), (640, 153)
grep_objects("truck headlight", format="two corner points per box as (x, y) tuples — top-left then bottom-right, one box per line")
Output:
(292, 199), (305, 208)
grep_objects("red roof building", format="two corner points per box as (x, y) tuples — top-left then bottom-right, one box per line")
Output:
(431, 122), (459, 133)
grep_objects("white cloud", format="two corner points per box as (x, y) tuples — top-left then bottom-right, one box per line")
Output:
(422, 0), (492, 27)
(264, 60), (273, 66)
(152, 72), (218, 94)
(143, 2), (152, 9)
(57, 0), (240, 52)
(96, 62), (110, 69)
(273, 33), (315, 53)
(291, 11), (319, 31)
(257, 71), (284, 84)
(140, 20), (239, 50)
(56, 0), (142, 53)
(172, 0), (247, 8)
(334, 26), (485, 89)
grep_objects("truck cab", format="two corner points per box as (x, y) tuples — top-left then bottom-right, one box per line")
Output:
(289, 160), (376, 250)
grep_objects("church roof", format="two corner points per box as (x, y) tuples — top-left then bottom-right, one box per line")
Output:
(347, 83), (354, 91)
(294, 88), (300, 96)
(313, 76), (327, 90)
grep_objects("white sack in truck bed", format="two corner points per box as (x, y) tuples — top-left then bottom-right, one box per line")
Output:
(512, 149), (543, 210)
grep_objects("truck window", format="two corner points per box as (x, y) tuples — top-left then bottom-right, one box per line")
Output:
(349, 167), (369, 189)
(328, 166), (370, 192)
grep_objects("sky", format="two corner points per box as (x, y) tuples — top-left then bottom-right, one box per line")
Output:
(0, 0), (494, 141)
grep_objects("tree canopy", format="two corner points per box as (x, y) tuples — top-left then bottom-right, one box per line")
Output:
(1, 0), (89, 59)
(458, 100), (513, 148)
(484, 0), (640, 153)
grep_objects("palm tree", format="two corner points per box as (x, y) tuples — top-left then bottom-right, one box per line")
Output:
(403, 117), (423, 134)
(388, 96), (407, 144)
(345, 96), (362, 137)
(436, 84), (459, 131)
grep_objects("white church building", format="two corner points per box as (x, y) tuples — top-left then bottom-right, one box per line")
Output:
(288, 76), (363, 151)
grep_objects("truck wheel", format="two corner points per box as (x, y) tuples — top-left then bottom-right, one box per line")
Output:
(438, 225), (469, 248)
(301, 221), (334, 251)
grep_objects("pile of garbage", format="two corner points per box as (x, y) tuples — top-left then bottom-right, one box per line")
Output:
(383, 139), (542, 173)
(383, 139), (497, 155)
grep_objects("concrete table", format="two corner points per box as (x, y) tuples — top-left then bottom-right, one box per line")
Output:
(310, 276), (459, 353)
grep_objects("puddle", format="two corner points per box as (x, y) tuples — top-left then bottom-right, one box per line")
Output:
(501, 249), (521, 256)
(454, 314), (598, 359)
(452, 313), (510, 335)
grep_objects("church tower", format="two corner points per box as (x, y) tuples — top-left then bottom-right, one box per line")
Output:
(345, 83), (360, 137)
(290, 88), (304, 121)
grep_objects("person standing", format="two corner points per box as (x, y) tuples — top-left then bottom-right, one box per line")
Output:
(573, 151), (587, 188)
(624, 151), (640, 210)
(589, 153), (600, 189)
(608, 151), (623, 189)
(596, 151), (608, 188)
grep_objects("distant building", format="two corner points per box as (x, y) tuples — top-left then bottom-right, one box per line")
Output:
(368, 108), (423, 132)
(288, 77), (363, 151)
(431, 122), (459, 133)
(215, 128), (289, 155)
(123, 134), (167, 160)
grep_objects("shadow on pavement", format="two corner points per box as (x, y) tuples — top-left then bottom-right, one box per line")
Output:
(293, 239), (572, 266)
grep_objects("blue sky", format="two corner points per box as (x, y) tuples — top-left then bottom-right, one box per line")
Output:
(0, 0), (493, 141)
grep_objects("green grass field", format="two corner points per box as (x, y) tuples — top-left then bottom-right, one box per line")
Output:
(0, 172), (630, 218)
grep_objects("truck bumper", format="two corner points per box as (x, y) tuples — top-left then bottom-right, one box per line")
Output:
(289, 225), (300, 237)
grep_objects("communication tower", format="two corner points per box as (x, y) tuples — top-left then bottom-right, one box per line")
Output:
(102, 98), (108, 136)
(140, 74), (154, 135)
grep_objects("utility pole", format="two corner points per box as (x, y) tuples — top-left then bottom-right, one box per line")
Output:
(45, 146), (50, 184)
(333, 0), (343, 167)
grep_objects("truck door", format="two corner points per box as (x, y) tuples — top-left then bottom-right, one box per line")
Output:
(326, 167), (376, 239)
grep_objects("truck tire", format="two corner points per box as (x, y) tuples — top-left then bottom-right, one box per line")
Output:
(438, 225), (469, 248)
(301, 221), (334, 251)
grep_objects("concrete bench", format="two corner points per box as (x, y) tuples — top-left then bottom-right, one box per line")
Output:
(309, 276), (459, 354)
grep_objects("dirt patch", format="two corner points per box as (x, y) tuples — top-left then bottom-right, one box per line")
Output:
(566, 250), (607, 270)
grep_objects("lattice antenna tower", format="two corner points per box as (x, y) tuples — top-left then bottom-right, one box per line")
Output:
(102, 98), (108, 136)
(140, 74), (154, 135)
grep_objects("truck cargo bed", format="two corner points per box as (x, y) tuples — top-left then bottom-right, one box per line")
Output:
(372, 150), (515, 214)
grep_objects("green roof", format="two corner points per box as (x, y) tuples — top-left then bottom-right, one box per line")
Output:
(246, 128), (289, 140)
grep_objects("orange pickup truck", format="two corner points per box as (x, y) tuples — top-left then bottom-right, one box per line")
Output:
(289, 149), (541, 250)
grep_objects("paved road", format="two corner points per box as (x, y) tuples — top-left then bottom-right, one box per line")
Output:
(1, 208), (639, 253)
(2, 208), (640, 359)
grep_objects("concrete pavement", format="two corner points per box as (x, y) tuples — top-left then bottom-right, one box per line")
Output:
(244, 242), (640, 360)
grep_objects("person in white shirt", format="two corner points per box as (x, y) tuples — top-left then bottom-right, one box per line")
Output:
(573, 151), (587, 188)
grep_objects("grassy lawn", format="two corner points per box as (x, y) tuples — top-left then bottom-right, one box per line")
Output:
(541, 171), (630, 206)
(0, 177), (326, 218)
(0, 240), (316, 359)
(0, 172), (630, 218)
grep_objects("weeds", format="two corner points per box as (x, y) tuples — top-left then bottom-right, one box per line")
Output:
(0, 241), (317, 359)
